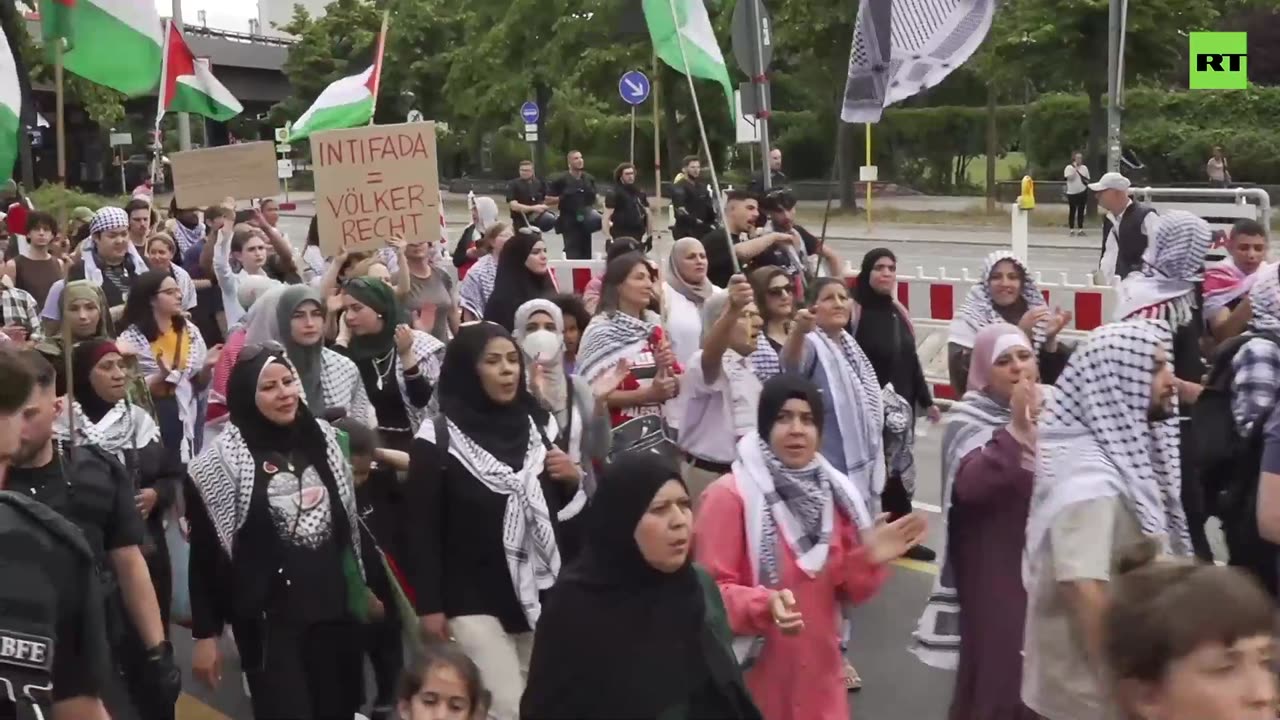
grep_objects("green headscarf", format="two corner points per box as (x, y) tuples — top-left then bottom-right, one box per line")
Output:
(36, 281), (114, 357)
(344, 277), (403, 362)
(277, 285), (327, 414)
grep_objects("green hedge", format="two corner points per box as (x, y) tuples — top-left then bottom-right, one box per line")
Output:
(28, 183), (128, 220)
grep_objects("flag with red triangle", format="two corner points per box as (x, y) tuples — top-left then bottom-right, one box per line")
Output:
(156, 20), (242, 125)
(289, 12), (388, 142)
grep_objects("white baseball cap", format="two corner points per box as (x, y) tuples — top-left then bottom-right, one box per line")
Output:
(1088, 171), (1131, 193)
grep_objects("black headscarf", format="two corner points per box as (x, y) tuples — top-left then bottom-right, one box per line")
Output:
(852, 248), (917, 393)
(483, 232), (555, 331)
(757, 373), (826, 439)
(437, 322), (548, 467)
(71, 338), (120, 422)
(227, 350), (305, 454)
(522, 454), (746, 720)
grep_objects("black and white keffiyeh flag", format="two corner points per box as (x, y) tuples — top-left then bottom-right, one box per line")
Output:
(748, 329), (782, 382)
(417, 414), (561, 627)
(1025, 320), (1191, 587)
(457, 254), (498, 319)
(843, 0), (996, 123)
(576, 310), (659, 383)
(948, 250), (1047, 349)
(1116, 210), (1213, 330)
(187, 421), (363, 573)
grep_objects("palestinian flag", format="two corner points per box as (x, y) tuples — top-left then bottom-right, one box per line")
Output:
(289, 12), (388, 142)
(156, 21), (242, 124)
(40, 0), (163, 97)
(0, 22), (19, 181)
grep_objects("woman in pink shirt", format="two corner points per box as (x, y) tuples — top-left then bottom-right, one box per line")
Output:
(695, 373), (928, 720)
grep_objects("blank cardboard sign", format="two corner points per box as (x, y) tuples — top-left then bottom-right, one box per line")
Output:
(311, 121), (441, 255)
(170, 142), (279, 208)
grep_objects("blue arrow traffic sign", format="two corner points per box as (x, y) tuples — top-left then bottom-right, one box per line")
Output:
(618, 70), (651, 106)
(520, 101), (540, 124)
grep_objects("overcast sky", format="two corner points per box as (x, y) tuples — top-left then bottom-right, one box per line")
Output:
(153, 0), (258, 33)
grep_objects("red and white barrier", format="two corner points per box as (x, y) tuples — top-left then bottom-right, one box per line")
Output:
(548, 260), (1116, 332)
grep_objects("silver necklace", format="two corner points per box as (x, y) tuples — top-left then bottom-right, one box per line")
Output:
(371, 347), (397, 391)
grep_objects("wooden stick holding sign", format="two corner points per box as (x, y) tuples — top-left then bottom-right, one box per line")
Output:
(312, 121), (441, 256)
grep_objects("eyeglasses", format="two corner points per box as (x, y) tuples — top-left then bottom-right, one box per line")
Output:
(766, 285), (792, 297)
(238, 340), (287, 365)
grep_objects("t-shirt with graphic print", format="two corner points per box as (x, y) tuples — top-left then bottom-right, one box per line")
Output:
(262, 451), (348, 624)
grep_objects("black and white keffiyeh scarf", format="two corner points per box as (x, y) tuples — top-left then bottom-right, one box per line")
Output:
(417, 414), (562, 627)
(1026, 319), (1191, 588)
(457, 254), (498, 319)
(910, 390), (1011, 669)
(749, 329), (782, 382)
(187, 421), (362, 570)
(317, 347), (376, 428)
(1248, 264), (1280, 334)
(730, 432), (872, 665)
(56, 400), (159, 460)
(805, 330), (886, 499)
(119, 323), (208, 461)
(1116, 210), (1212, 331)
(948, 250), (1047, 349)
(576, 310), (659, 383)
(171, 220), (206, 256)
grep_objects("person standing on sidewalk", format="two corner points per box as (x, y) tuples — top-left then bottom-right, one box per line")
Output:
(506, 160), (557, 234)
(1207, 145), (1231, 187)
(1063, 152), (1090, 236)
(547, 151), (601, 260)
(1092, 172), (1159, 283)
(671, 156), (718, 241)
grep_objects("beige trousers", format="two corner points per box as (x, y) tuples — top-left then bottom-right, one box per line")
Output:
(449, 614), (534, 720)
(681, 460), (727, 512)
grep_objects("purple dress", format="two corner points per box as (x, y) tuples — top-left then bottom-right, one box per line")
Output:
(948, 428), (1040, 720)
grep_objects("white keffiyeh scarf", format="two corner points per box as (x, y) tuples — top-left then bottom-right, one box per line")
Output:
(417, 415), (562, 627)
(910, 390), (1010, 670)
(805, 330), (886, 499)
(81, 237), (150, 285)
(948, 250), (1047, 349)
(1025, 320), (1192, 590)
(1248, 264), (1280, 334)
(730, 432), (872, 665)
(317, 347), (377, 428)
(576, 310), (659, 383)
(748, 329), (782, 382)
(56, 400), (160, 460)
(457, 254), (498, 319)
(1115, 211), (1213, 330)
(187, 421), (363, 572)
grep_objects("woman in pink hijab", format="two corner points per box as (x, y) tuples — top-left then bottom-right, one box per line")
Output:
(912, 322), (1045, 720)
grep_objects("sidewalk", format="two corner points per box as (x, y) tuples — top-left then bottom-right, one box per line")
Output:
(265, 190), (1094, 249)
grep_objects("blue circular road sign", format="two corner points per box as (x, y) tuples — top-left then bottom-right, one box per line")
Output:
(520, 101), (540, 124)
(619, 70), (651, 106)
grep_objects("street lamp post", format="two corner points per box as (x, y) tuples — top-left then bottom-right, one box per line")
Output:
(1105, 0), (1123, 173)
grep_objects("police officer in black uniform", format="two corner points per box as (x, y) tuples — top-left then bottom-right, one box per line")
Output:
(547, 150), (602, 259)
(506, 159), (558, 233)
(0, 348), (111, 720)
(671, 155), (718, 240)
(6, 351), (179, 720)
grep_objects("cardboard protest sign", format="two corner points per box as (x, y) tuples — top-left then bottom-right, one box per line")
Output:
(312, 121), (441, 255)
(170, 141), (279, 208)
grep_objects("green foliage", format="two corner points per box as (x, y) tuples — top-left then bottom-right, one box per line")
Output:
(5, 10), (126, 127)
(28, 183), (126, 219)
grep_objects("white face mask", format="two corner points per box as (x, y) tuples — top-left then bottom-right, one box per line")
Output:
(522, 329), (563, 364)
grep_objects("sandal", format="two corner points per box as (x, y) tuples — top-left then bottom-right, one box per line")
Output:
(844, 662), (863, 693)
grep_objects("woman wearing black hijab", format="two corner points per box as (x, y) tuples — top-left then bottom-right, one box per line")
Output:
(852, 248), (939, 562)
(483, 230), (555, 331)
(404, 322), (582, 720)
(185, 348), (366, 718)
(521, 453), (761, 720)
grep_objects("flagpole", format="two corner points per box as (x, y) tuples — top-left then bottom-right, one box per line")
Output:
(652, 51), (664, 238)
(54, 41), (66, 220)
(171, 0), (191, 150)
(152, 20), (170, 191)
(367, 11), (390, 126)
(665, 0), (737, 273)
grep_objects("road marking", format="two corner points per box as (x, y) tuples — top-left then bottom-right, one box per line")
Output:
(177, 692), (231, 720)
(893, 557), (940, 575)
(911, 500), (943, 514)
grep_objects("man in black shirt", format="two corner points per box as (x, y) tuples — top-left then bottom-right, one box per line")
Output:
(505, 160), (558, 233)
(604, 162), (651, 247)
(547, 150), (602, 259)
(702, 190), (805, 287)
(763, 188), (843, 278)
(8, 352), (179, 720)
(748, 147), (788, 195)
(670, 155), (717, 240)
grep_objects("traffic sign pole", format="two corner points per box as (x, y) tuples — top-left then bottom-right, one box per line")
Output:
(744, 0), (771, 191)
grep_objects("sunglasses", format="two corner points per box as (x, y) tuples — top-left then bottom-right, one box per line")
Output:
(766, 285), (793, 297)
(238, 340), (288, 365)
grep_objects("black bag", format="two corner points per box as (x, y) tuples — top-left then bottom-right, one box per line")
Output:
(1189, 332), (1280, 594)
(607, 415), (677, 463)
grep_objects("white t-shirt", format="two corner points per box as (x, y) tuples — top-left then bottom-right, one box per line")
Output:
(1063, 164), (1090, 195)
(663, 284), (706, 368)
(676, 349), (762, 464)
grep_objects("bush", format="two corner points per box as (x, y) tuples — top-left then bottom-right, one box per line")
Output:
(28, 183), (128, 219)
